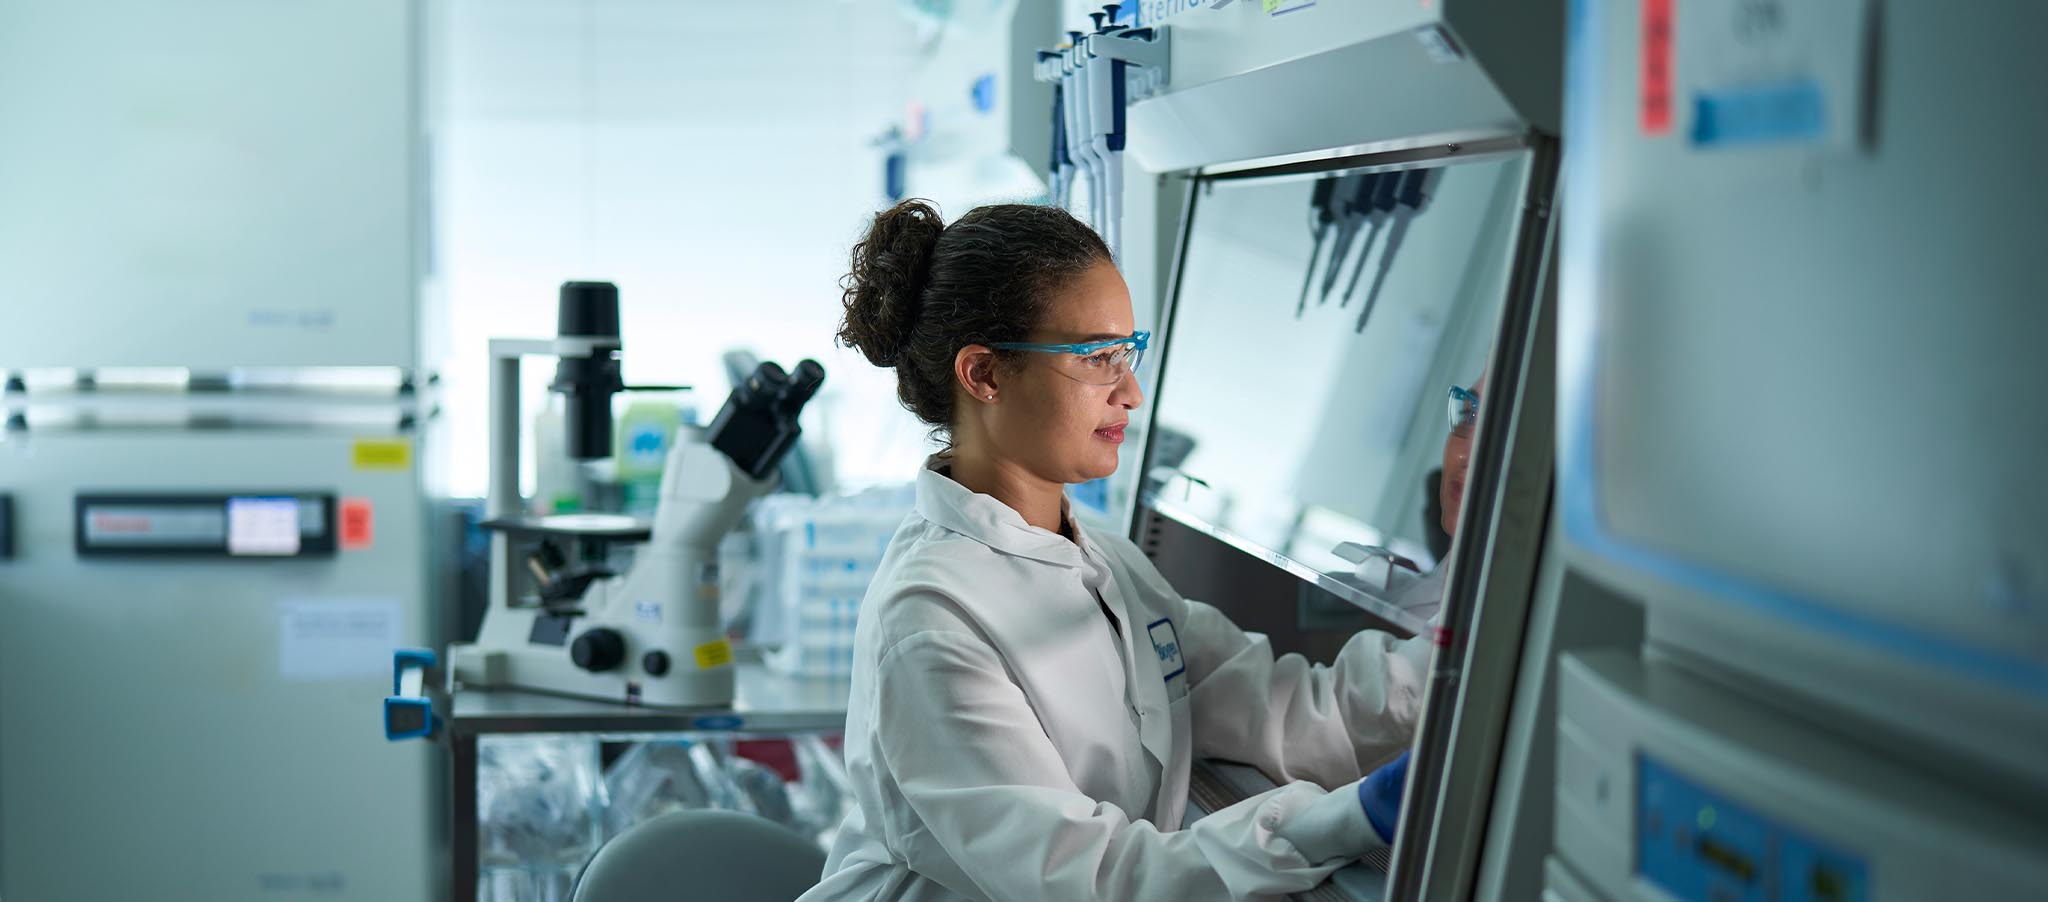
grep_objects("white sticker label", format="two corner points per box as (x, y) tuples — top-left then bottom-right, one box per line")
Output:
(1675, 0), (1873, 152)
(277, 598), (401, 681)
(228, 497), (301, 556)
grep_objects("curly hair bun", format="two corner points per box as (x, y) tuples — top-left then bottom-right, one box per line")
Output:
(838, 198), (946, 367)
(834, 199), (1110, 433)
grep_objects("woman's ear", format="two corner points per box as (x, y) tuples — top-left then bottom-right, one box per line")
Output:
(955, 345), (1001, 404)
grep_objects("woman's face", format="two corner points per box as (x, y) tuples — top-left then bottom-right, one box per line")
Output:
(986, 260), (1144, 485)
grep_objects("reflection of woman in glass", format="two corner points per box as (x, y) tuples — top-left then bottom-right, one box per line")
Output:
(1384, 374), (1485, 619)
(1441, 376), (1483, 537)
(1351, 373), (1490, 851)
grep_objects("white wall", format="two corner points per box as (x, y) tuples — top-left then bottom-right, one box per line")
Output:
(425, 0), (935, 497)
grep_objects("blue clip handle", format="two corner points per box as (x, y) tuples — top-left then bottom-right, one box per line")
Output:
(392, 647), (436, 695)
(383, 696), (437, 742)
(385, 648), (439, 742)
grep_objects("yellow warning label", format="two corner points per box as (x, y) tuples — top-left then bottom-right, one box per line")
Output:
(352, 439), (413, 471)
(693, 639), (734, 670)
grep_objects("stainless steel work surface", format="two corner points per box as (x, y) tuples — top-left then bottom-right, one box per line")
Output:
(450, 662), (849, 736)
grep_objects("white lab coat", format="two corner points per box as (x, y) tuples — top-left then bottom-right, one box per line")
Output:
(799, 459), (1436, 901)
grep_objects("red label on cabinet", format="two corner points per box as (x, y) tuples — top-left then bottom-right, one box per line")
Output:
(339, 498), (374, 551)
(1641, 0), (1675, 135)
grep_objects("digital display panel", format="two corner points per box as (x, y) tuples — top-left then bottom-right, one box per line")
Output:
(76, 493), (335, 557)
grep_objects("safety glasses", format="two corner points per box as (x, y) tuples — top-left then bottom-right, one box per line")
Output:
(990, 330), (1149, 386)
(1447, 384), (1480, 438)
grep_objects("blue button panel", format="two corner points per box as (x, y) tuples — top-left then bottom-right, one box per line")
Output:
(1638, 754), (1867, 902)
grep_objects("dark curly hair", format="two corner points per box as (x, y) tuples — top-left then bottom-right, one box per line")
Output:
(837, 199), (1111, 434)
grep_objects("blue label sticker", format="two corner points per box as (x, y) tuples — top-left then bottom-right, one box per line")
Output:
(1690, 79), (1827, 148)
(691, 715), (744, 731)
(1147, 617), (1185, 681)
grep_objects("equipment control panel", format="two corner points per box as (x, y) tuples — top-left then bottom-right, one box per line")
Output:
(75, 492), (337, 558)
(1637, 753), (1867, 902)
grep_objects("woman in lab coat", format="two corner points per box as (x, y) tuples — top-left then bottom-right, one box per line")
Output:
(799, 200), (1435, 901)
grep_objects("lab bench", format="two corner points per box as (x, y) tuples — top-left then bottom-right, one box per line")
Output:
(444, 660), (850, 901)
(445, 665), (1383, 901)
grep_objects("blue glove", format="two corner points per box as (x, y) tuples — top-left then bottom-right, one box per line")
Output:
(1357, 750), (1411, 844)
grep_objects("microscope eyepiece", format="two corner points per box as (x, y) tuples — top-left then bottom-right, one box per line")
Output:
(709, 358), (828, 481)
(779, 359), (826, 413)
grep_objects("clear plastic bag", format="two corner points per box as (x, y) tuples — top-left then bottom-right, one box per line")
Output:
(600, 734), (853, 848)
(601, 740), (712, 838)
(477, 736), (608, 901)
(473, 732), (851, 895)
(729, 755), (796, 825)
(788, 734), (854, 848)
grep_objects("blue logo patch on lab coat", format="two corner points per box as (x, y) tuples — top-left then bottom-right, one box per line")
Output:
(1147, 618), (1185, 681)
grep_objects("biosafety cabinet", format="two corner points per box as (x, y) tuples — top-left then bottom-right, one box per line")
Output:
(1054, 0), (2048, 899)
(1049, 1), (1566, 898)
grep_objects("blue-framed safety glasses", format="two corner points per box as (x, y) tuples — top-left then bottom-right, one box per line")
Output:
(990, 330), (1149, 385)
(1447, 384), (1480, 437)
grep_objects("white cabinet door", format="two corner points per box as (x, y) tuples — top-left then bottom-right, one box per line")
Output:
(0, 0), (418, 369)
